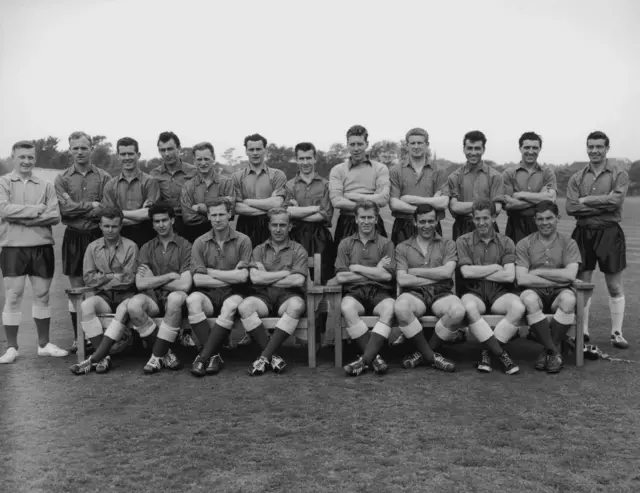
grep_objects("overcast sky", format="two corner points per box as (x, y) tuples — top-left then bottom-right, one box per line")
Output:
(1, 0), (638, 164)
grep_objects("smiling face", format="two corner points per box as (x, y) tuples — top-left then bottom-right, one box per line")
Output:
(70, 136), (92, 166)
(414, 210), (438, 240)
(472, 207), (495, 236)
(355, 206), (377, 235)
(464, 139), (485, 166)
(194, 148), (215, 175)
(296, 149), (316, 175)
(407, 135), (428, 161)
(208, 203), (231, 231)
(347, 135), (368, 163)
(520, 139), (541, 166)
(245, 140), (266, 167)
(152, 212), (174, 237)
(12, 146), (36, 175)
(158, 138), (180, 166)
(587, 138), (609, 166)
(535, 208), (558, 237)
(269, 213), (291, 243)
(117, 144), (140, 172)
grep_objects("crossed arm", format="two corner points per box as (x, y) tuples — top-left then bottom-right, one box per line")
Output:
(136, 265), (193, 292)
(397, 261), (456, 288)
(193, 262), (250, 288)
(515, 263), (579, 288)
(460, 262), (516, 283)
(250, 263), (305, 288)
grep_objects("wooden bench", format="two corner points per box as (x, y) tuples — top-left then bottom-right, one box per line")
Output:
(329, 280), (595, 368)
(66, 254), (342, 368)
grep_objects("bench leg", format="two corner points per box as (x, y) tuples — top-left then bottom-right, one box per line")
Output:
(307, 297), (317, 369)
(575, 291), (586, 367)
(71, 294), (85, 363)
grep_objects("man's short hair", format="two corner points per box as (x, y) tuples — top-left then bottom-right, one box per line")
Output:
(11, 140), (35, 153)
(294, 142), (317, 157)
(519, 131), (542, 148)
(346, 125), (368, 142)
(207, 197), (233, 213)
(355, 200), (379, 217)
(471, 198), (496, 216)
(413, 204), (437, 221)
(405, 128), (429, 143)
(116, 137), (139, 153)
(99, 207), (124, 223)
(463, 130), (487, 148)
(157, 131), (181, 149)
(244, 134), (267, 148)
(587, 130), (609, 147)
(268, 207), (290, 222)
(68, 131), (92, 145)
(148, 201), (175, 220)
(192, 141), (215, 157)
(535, 200), (559, 216)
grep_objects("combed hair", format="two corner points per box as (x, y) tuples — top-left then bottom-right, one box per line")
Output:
(519, 131), (542, 148)
(68, 131), (92, 145)
(244, 133), (267, 148)
(471, 198), (496, 216)
(535, 200), (559, 216)
(268, 207), (290, 221)
(157, 131), (181, 149)
(463, 130), (487, 148)
(413, 204), (436, 221)
(294, 142), (316, 157)
(207, 197), (233, 213)
(148, 201), (175, 220)
(587, 130), (609, 147)
(355, 200), (379, 217)
(405, 128), (429, 143)
(11, 140), (35, 153)
(116, 137), (139, 154)
(99, 207), (124, 222)
(346, 125), (368, 142)
(192, 141), (215, 157)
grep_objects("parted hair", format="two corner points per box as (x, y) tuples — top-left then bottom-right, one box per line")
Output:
(11, 140), (35, 153)
(535, 200), (559, 216)
(294, 142), (316, 157)
(463, 130), (487, 148)
(268, 207), (291, 222)
(413, 204), (437, 221)
(207, 197), (233, 213)
(471, 198), (496, 216)
(587, 130), (609, 147)
(192, 142), (215, 157)
(68, 131), (92, 145)
(355, 200), (379, 217)
(99, 207), (124, 223)
(519, 131), (542, 148)
(157, 131), (181, 149)
(346, 125), (368, 142)
(405, 128), (429, 143)
(148, 201), (175, 220)
(116, 137), (139, 154)
(244, 134), (267, 148)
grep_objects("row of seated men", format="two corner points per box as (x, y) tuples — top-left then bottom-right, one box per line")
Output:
(66, 196), (581, 378)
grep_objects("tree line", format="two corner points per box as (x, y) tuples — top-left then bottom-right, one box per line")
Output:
(2, 136), (639, 197)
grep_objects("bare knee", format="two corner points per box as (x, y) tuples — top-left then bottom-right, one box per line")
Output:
(558, 292), (576, 313)
(462, 299), (481, 322)
(375, 300), (395, 324)
(166, 291), (187, 313)
(114, 300), (130, 321)
(508, 299), (526, 319)
(394, 298), (413, 323)
(238, 300), (256, 319)
(81, 298), (97, 316)
(606, 276), (624, 298)
(286, 297), (305, 318)
(520, 291), (541, 313)
(341, 298), (359, 317)
(186, 293), (203, 314)
(127, 295), (147, 317)
(448, 302), (466, 323)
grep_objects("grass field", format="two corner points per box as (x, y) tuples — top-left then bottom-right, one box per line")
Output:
(1, 173), (639, 492)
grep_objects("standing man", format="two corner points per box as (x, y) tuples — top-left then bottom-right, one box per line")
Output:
(55, 131), (112, 353)
(336, 201), (396, 376)
(502, 132), (557, 244)
(180, 142), (235, 244)
(566, 131), (629, 349)
(0, 140), (66, 363)
(389, 127), (449, 245)
(102, 137), (160, 248)
(70, 207), (139, 375)
(447, 130), (504, 240)
(517, 201), (581, 373)
(150, 131), (196, 239)
(232, 134), (287, 248)
(238, 208), (308, 376)
(126, 202), (192, 374)
(393, 205), (461, 373)
(186, 198), (252, 377)
(329, 125), (390, 246)
(456, 199), (524, 375)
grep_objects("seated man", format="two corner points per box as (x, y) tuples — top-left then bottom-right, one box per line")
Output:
(393, 205), (461, 372)
(238, 208), (308, 376)
(516, 201), (581, 374)
(457, 198), (525, 375)
(336, 201), (396, 376)
(70, 208), (138, 375)
(126, 202), (193, 374)
(185, 198), (252, 377)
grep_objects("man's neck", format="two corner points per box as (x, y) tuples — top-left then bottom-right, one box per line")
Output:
(409, 157), (427, 169)
(299, 170), (315, 183)
(350, 156), (366, 166)
(520, 160), (537, 170)
(358, 231), (375, 243)
(250, 162), (265, 172)
(104, 236), (120, 248)
(122, 167), (139, 178)
(589, 159), (606, 172)
(199, 169), (215, 181)
(416, 234), (434, 245)
(539, 231), (557, 243)
(213, 226), (231, 242)
(164, 160), (180, 172)
(466, 161), (482, 168)
(16, 171), (32, 180)
(158, 232), (175, 244)
(74, 162), (92, 173)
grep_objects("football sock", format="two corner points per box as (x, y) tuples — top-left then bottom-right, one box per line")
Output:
(408, 332), (435, 363)
(362, 333), (387, 366)
(190, 320), (210, 352)
(70, 312), (78, 339)
(529, 318), (558, 355)
(249, 324), (270, 350)
(261, 328), (289, 360)
(609, 296), (625, 335)
(352, 331), (371, 354)
(90, 336), (117, 362)
(484, 336), (504, 357)
(200, 323), (231, 361)
(3, 325), (19, 350)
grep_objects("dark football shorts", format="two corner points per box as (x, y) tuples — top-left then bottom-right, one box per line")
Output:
(236, 215), (271, 252)
(526, 287), (574, 313)
(62, 227), (102, 277)
(96, 290), (136, 313)
(200, 286), (238, 313)
(142, 289), (189, 317)
(572, 223), (626, 274)
(460, 280), (517, 309)
(343, 284), (394, 315)
(121, 223), (156, 249)
(178, 219), (211, 245)
(505, 213), (537, 246)
(0, 245), (54, 279)
(249, 286), (305, 317)
(403, 284), (452, 313)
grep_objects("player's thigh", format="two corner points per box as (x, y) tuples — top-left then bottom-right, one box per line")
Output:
(340, 295), (365, 316)
(29, 275), (53, 299)
(83, 295), (112, 316)
(129, 293), (161, 317)
(431, 294), (463, 319)
(460, 293), (486, 315)
(550, 289), (576, 312)
(220, 294), (244, 318)
(372, 297), (395, 318)
(520, 289), (543, 312)
(490, 293), (521, 315)
(241, 296), (270, 318)
(277, 295), (305, 317)
(3, 276), (28, 301)
(188, 291), (215, 317)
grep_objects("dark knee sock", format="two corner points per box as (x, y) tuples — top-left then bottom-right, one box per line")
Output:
(362, 333), (387, 365)
(191, 320), (210, 352)
(200, 324), (230, 361)
(4, 325), (19, 349)
(90, 336), (116, 362)
(34, 318), (50, 347)
(530, 319), (558, 355)
(409, 332), (435, 363)
(70, 312), (78, 339)
(143, 328), (158, 353)
(352, 331), (371, 354)
(249, 324), (270, 350)
(89, 335), (103, 351)
(428, 332), (443, 351)
(483, 336), (504, 357)
(261, 328), (290, 360)
(550, 320), (572, 349)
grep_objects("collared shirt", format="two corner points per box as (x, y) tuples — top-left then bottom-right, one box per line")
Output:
(445, 162), (504, 218)
(329, 158), (390, 210)
(83, 236), (138, 291)
(456, 230), (516, 267)
(139, 234), (192, 279)
(102, 170), (160, 211)
(515, 232), (581, 270)
(54, 164), (112, 230)
(395, 234), (457, 289)
(180, 172), (235, 225)
(565, 160), (629, 227)
(389, 160), (447, 220)
(0, 171), (60, 247)
(191, 228), (252, 274)
(284, 173), (333, 227)
(335, 233), (395, 288)
(232, 164), (287, 207)
(252, 238), (308, 277)
(502, 163), (557, 217)
(149, 160), (197, 215)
